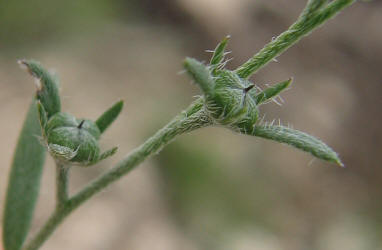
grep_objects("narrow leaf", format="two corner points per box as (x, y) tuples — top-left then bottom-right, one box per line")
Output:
(96, 100), (124, 134)
(184, 58), (215, 95)
(252, 125), (343, 166)
(18, 59), (61, 117)
(98, 147), (118, 162)
(210, 35), (230, 66)
(255, 78), (292, 104)
(37, 101), (47, 136)
(3, 100), (46, 250)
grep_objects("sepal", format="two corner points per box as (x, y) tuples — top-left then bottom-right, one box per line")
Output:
(96, 100), (124, 134)
(252, 125), (343, 166)
(254, 78), (292, 104)
(19, 59), (61, 117)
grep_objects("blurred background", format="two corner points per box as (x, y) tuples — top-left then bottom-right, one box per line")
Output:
(1, 0), (381, 249)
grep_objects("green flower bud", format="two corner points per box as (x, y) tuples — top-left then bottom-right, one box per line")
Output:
(210, 69), (259, 133)
(21, 60), (123, 166)
(46, 113), (100, 139)
(184, 37), (292, 135)
(38, 101), (123, 167)
(184, 37), (343, 166)
(184, 58), (260, 134)
(45, 113), (101, 165)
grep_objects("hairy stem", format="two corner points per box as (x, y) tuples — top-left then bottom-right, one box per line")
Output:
(235, 0), (356, 79)
(55, 162), (69, 207)
(22, 163), (70, 250)
(22, 98), (211, 250)
(300, 0), (328, 20)
(22, 208), (69, 250)
(69, 99), (209, 208)
(21, 1), (356, 249)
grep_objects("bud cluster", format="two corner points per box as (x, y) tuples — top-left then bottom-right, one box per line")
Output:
(184, 36), (291, 135)
(183, 37), (342, 166)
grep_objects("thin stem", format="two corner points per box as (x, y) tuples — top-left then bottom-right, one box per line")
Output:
(22, 208), (69, 250)
(300, 0), (328, 20)
(22, 98), (211, 250)
(69, 99), (210, 208)
(235, 0), (356, 79)
(22, 163), (70, 250)
(21, 1), (357, 249)
(55, 162), (69, 207)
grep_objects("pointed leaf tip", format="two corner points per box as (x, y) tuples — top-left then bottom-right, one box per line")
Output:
(99, 146), (118, 161)
(210, 35), (231, 66)
(184, 58), (215, 95)
(255, 78), (292, 104)
(335, 158), (345, 168)
(19, 59), (61, 117)
(96, 100), (124, 134)
(252, 125), (343, 166)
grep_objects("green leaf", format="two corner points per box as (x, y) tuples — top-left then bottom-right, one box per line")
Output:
(37, 101), (47, 136)
(254, 78), (292, 104)
(18, 59), (61, 118)
(252, 125), (343, 166)
(95, 100), (124, 134)
(184, 57), (215, 95)
(2, 100), (46, 250)
(98, 147), (118, 162)
(210, 35), (230, 66)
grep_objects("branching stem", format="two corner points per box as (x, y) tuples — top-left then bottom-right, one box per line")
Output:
(21, 1), (356, 249)
(22, 98), (210, 250)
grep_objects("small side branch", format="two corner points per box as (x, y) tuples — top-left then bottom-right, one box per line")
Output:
(22, 208), (70, 250)
(20, 2), (356, 250)
(235, 0), (356, 79)
(22, 98), (210, 250)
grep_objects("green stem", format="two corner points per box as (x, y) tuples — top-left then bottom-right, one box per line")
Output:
(55, 162), (69, 207)
(235, 0), (356, 79)
(22, 163), (70, 250)
(69, 98), (210, 208)
(22, 98), (211, 250)
(22, 208), (69, 250)
(300, 0), (328, 20)
(21, 1), (357, 249)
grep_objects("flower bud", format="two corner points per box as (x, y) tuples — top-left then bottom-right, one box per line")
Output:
(39, 100), (122, 166)
(184, 58), (259, 134)
(46, 113), (101, 165)
(21, 60), (123, 166)
(184, 37), (292, 135)
(184, 37), (343, 166)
